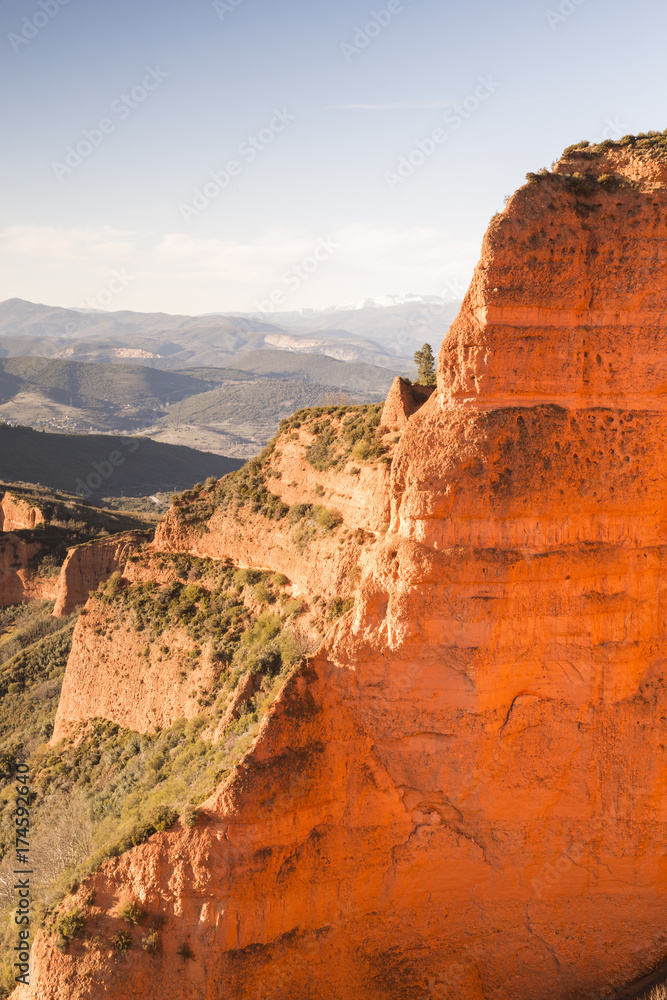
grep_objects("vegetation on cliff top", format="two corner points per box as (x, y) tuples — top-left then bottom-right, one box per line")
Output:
(170, 402), (387, 531)
(518, 132), (667, 204)
(561, 130), (667, 158)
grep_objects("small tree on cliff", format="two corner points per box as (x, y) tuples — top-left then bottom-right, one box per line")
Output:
(414, 343), (437, 386)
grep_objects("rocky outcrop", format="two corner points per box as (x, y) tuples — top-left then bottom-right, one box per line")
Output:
(22, 138), (667, 1000)
(0, 491), (46, 532)
(52, 533), (145, 617)
(0, 534), (59, 606)
(154, 411), (398, 601)
(382, 376), (435, 430)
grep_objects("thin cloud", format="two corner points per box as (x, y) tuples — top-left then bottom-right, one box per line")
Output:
(330, 101), (456, 111)
(0, 225), (135, 259)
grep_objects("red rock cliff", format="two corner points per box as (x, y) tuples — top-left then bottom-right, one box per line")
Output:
(52, 532), (146, 617)
(0, 491), (46, 532)
(22, 139), (667, 1000)
(0, 534), (59, 606)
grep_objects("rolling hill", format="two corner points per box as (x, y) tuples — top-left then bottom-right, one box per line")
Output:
(0, 296), (457, 371)
(0, 354), (393, 456)
(0, 425), (243, 501)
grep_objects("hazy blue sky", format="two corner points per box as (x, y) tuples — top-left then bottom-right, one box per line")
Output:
(0, 0), (664, 314)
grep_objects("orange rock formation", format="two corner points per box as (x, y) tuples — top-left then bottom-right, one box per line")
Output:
(52, 532), (145, 617)
(0, 492), (45, 533)
(0, 534), (59, 606)
(21, 141), (667, 1000)
(382, 375), (435, 430)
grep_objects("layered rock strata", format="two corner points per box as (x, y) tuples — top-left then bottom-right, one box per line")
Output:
(21, 139), (667, 1000)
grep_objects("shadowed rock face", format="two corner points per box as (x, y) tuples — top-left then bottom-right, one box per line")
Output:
(383, 376), (435, 430)
(22, 144), (667, 1000)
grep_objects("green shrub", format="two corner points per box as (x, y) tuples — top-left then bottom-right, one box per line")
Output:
(105, 571), (125, 598)
(234, 568), (261, 589)
(272, 573), (290, 587)
(328, 598), (354, 620)
(181, 803), (199, 829)
(117, 899), (146, 925)
(288, 503), (311, 524)
(113, 930), (132, 953)
(253, 582), (273, 605)
(282, 598), (305, 617)
(55, 907), (86, 949)
(141, 930), (161, 954)
(314, 507), (342, 532)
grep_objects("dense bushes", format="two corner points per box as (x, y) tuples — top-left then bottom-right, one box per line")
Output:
(170, 403), (387, 533)
(525, 166), (639, 196)
(302, 405), (387, 471)
(54, 907), (86, 950)
(171, 441), (288, 528)
(562, 131), (667, 158)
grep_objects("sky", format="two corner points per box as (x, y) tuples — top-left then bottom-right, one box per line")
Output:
(0, 0), (665, 316)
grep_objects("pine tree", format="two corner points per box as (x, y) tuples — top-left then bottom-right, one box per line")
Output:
(413, 343), (437, 386)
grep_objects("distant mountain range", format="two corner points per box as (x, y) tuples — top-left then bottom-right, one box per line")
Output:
(0, 296), (460, 371)
(0, 296), (460, 460)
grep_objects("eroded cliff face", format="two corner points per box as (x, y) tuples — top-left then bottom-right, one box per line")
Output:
(154, 405), (400, 601)
(0, 493), (57, 604)
(52, 532), (145, 617)
(22, 140), (667, 1000)
(0, 534), (59, 605)
(0, 492), (46, 533)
